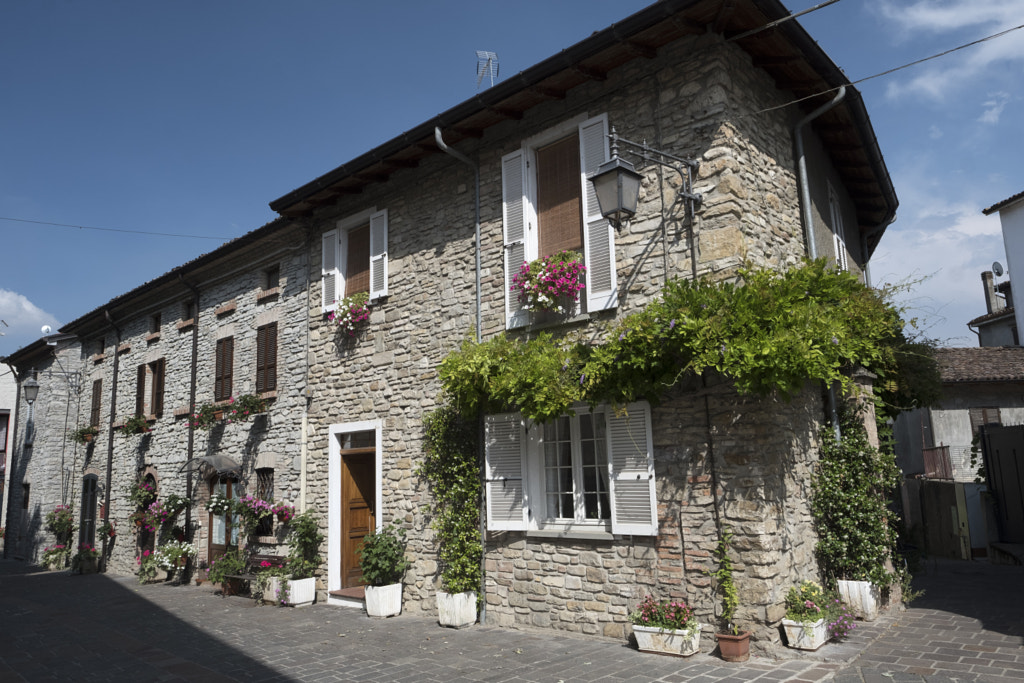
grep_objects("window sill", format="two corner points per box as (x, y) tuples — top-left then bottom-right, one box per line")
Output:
(146, 332), (161, 344)
(117, 343), (131, 354)
(173, 406), (190, 419)
(512, 311), (595, 333)
(91, 353), (106, 364)
(177, 319), (195, 332)
(526, 527), (614, 542)
(256, 287), (280, 303)
(215, 300), (237, 317)
(258, 390), (278, 402)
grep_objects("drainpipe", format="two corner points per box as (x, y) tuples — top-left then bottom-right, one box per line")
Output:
(435, 127), (487, 624)
(100, 310), (122, 572)
(179, 275), (201, 554)
(301, 221), (312, 514)
(794, 86), (846, 441)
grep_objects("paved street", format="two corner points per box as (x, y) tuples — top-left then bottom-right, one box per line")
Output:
(0, 558), (1020, 682)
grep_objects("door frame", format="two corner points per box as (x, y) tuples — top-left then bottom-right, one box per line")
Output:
(328, 418), (382, 595)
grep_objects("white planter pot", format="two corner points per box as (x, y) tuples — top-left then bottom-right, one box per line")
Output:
(365, 583), (402, 617)
(267, 576), (316, 607)
(632, 624), (701, 657)
(782, 618), (828, 650)
(837, 579), (880, 621)
(437, 591), (477, 629)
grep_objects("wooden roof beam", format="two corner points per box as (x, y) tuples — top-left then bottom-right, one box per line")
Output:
(572, 64), (607, 82)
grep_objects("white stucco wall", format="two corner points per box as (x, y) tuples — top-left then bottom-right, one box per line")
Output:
(997, 199), (1024, 339)
(0, 368), (16, 528)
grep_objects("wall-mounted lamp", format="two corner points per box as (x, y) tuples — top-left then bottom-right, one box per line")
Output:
(23, 374), (40, 446)
(23, 377), (40, 405)
(589, 126), (702, 229)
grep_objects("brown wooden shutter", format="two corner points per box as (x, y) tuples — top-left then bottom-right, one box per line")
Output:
(150, 359), (165, 418)
(90, 379), (102, 427)
(536, 133), (583, 257)
(256, 323), (277, 393)
(215, 337), (234, 401)
(969, 407), (1002, 436)
(135, 364), (146, 417)
(345, 223), (371, 296)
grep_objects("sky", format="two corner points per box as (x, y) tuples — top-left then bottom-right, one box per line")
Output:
(1, 0), (1022, 357)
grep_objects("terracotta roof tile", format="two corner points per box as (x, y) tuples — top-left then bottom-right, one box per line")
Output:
(935, 346), (1024, 383)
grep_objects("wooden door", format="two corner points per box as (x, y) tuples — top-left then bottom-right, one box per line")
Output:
(208, 477), (237, 561)
(341, 447), (375, 588)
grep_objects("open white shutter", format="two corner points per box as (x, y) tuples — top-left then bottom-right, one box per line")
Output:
(369, 208), (388, 299)
(579, 114), (616, 313)
(485, 412), (528, 531)
(606, 402), (657, 536)
(321, 229), (339, 313)
(502, 149), (530, 329)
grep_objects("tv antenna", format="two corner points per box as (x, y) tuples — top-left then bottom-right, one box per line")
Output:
(476, 50), (498, 89)
(992, 261), (1004, 277)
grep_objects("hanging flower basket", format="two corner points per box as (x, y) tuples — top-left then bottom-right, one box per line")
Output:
(121, 415), (151, 437)
(511, 250), (586, 314)
(327, 292), (371, 337)
(190, 403), (221, 431)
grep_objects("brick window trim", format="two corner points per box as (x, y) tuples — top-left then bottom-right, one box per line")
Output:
(146, 332), (161, 344)
(215, 300), (237, 317)
(117, 342), (131, 354)
(256, 287), (280, 303)
(91, 353), (106, 364)
(173, 406), (191, 419)
(176, 318), (196, 332)
(258, 390), (278, 402)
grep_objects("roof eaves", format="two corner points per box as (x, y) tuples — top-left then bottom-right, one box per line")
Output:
(983, 190), (1024, 215)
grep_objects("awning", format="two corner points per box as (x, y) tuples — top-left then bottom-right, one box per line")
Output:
(178, 454), (242, 478)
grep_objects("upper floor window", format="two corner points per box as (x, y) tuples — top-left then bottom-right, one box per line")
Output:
(215, 337), (234, 401)
(828, 183), (849, 272)
(135, 359), (165, 418)
(262, 264), (281, 291)
(89, 379), (102, 428)
(484, 401), (656, 536)
(149, 313), (162, 335)
(256, 323), (277, 393)
(502, 113), (615, 328)
(182, 300), (197, 323)
(322, 207), (388, 313)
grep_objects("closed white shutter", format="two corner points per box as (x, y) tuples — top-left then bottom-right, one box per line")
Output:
(579, 114), (616, 313)
(369, 209), (388, 299)
(606, 402), (657, 535)
(502, 149), (530, 329)
(321, 229), (339, 313)
(485, 412), (527, 531)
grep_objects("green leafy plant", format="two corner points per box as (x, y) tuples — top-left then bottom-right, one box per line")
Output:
(71, 543), (100, 572)
(629, 595), (697, 633)
(511, 250), (587, 313)
(708, 529), (740, 634)
(154, 540), (197, 570)
(137, 549), (159, 584)
(206, 549), (246, 585)
(68, 424), (99, 444)
(327, 292), (371, 337)
(128, 478), (157, 508)
(784, 580), (828, 623)
(121, 414), (150, 436)
(235, 495), (273, 535)
(41, 544), (70, 569)
(45, 505), (75, 543)
(285, 511), (324, 579)
(190, 402), (221, 431)
(419, 404), (482, 594)
(226, 393), (267, 423)
(359, 523), (411, 587)
(812, 407), (902, 589)
(205, 492), (232, 516)
(97, 519), (116, 538)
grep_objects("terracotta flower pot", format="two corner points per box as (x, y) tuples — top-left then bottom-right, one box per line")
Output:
(716, 631), (750, 662)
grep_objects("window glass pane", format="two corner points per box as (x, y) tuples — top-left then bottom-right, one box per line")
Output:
(579, 413), (609, 521)
(544, 416), (574, 520)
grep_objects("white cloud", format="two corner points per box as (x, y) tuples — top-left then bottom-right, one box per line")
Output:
(979, 91), (1010, 123)
(0, 290), (61, 356)
(928, 125), (943, 139)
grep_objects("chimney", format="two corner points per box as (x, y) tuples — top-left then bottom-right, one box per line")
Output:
(982, 271), (1004, 314)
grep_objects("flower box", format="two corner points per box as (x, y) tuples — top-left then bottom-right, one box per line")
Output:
(837, 579), (880, 621)
(633, 624), (701, 657)
(365, 583), (402, 617)
(267, 576), (316, 607)
(782, 618), (828, 650)
(437, 591), (477, 629)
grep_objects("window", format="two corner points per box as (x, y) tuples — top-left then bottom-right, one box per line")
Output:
(89, 379), (102, 427)
(256, 323), (277, 393)
(215, 337), (234, 401)
(135, 364), (146, 417)
(149, 359), (165, 418)
(149, 313), (161, 335)
(22, 483), (29, 510)
(256, 468), (274, 536)
(502, 113), (615, 328)
(969, 407), (1002, 437)
(322, 207), (388, 313)
(79, 475), (98, 547)
(182, 300), (196, 322)
(263, 264), (281, 291)
(95, 338), (106, 356)
(828, 183), (849, 272)
(0, 411), (9, 470)
(484, 401), (656, 536)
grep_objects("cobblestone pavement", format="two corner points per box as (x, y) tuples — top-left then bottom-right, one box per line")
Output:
(0, 558), (1019, 682)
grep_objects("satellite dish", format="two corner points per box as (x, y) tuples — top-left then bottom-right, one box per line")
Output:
(476, 50), (498, 89)
(41, 325), (52, 335)
(993, 262), (1004, 277)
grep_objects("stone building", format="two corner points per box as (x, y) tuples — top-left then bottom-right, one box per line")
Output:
(267, 0), (896, 654)
(4, 218), (311, 575)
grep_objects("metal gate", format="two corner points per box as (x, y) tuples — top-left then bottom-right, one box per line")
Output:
(981, 424), (1024, 543)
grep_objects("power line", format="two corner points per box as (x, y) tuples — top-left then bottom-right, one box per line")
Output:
(0, 216), (234, 241)
(727, 0), (843, 43)
(752, 21), (1024, 116)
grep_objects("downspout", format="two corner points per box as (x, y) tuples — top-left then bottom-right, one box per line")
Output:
(301, 222), (312, 513)
(179, 275), (201, 556)
(435, 126), (487, 624)
(100, 310), (122, 572)
(794, 85), (846, 440)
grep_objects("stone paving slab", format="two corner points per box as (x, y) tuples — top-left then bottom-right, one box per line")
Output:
(0, 558), (1020, 682)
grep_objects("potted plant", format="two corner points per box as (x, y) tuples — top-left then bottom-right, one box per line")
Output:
(629, 595), (701, 656)
(128, 478), (157, 509)
(155, 540), (197, 578)
(264, 511), (324, 607)
(41, 544), (70, 571)
(781, 581), (830, 650)
(190, 402), (221, 431)
(359, 523), (410, 617)
(205, 492), (233, 516)
(272, 502), (296, 524)
(72, 543), (101, 574)
(44, 504), (75, 545)
(69, 424), (99, 444)
(207, 549), (247, 595)
(327, 292), (371, 337)
(98, 519), (116, 539)
(510, 250), (586, 314)
(420, 405), (481, 628)
(235, 494), (273, 536)
(709, 529), (750, 662)
(121, 414), (150, 437)
(226, 393), (267, 423)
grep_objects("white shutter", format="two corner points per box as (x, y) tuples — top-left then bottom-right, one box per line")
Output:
(485, 412), (528, 531)
(321, 229), (339, 313)
(369, 208), (388, 299)
(502, 149), (530, 329)
(606, 402), (657, 536)
(579, 114), (616, 313)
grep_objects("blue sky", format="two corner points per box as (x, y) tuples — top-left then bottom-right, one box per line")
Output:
(1, 0), (1022, 356)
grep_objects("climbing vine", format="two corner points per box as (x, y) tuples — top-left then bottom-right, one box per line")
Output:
(419, 404), (483, 594)
(439, 259), (938, 421)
